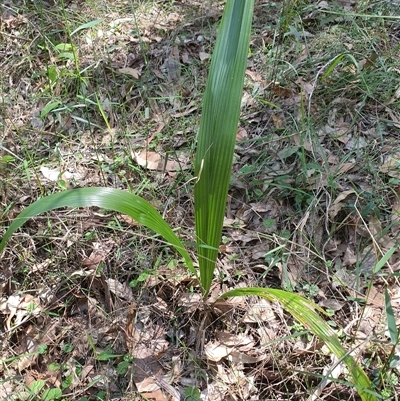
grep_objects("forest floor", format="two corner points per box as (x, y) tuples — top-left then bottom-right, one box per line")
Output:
(1, 0), (400, 400)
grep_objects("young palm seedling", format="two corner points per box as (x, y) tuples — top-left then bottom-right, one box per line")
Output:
(0, 1), (377, 399)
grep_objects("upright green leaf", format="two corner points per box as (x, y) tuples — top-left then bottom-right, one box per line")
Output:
(0, 188), (196, 276)
(194, 0), (254, 295)
(373, 245), (396, 274)
(385, 288), (398, 345)
(70, 19), (103, 36)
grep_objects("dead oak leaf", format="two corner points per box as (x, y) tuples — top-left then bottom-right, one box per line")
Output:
(204, 341), (231, 362)
(236, 127), (248, 141)
(242, 298), (276, 323)
(82, 241), (114, 268)
(133, 151), (162, 170)
(105, 278), (133, 301)
(133, 150), (189, 172)
(245, 69), (263, 82)
(163, 46), (180, 82)
(199, 51), (209, 61)
(271, 113), (283, 129)
(125, 307), (177, 400)
(329, 190), (356, 219)
(380, 153), (400, 178)
(118, 67), (141, 79)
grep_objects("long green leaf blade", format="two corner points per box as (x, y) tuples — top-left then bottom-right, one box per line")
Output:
(220, 288), (377, 401)
(385, 288), (398, 345)
(70, 18), (103, 36)
(0, 188), (196, 276)
(373, 245), (396, 274)
(194, 0), (254, 295)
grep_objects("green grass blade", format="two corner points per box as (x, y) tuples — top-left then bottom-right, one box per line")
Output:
(194, 0), (254, 295)
(373, 245), (396, 274)
(0, 188), (196, 276)
(70, 18), (103, 36)
(322, 54), (346, 80)
(220, 288), (377, 401)
(385, 288), (398, 345)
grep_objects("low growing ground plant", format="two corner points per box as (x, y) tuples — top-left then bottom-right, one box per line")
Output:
(0, 1), (378, 399)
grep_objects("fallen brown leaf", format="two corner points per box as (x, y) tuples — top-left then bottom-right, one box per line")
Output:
(133, 150), (190, 172)
(118, 67), (141, 79)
